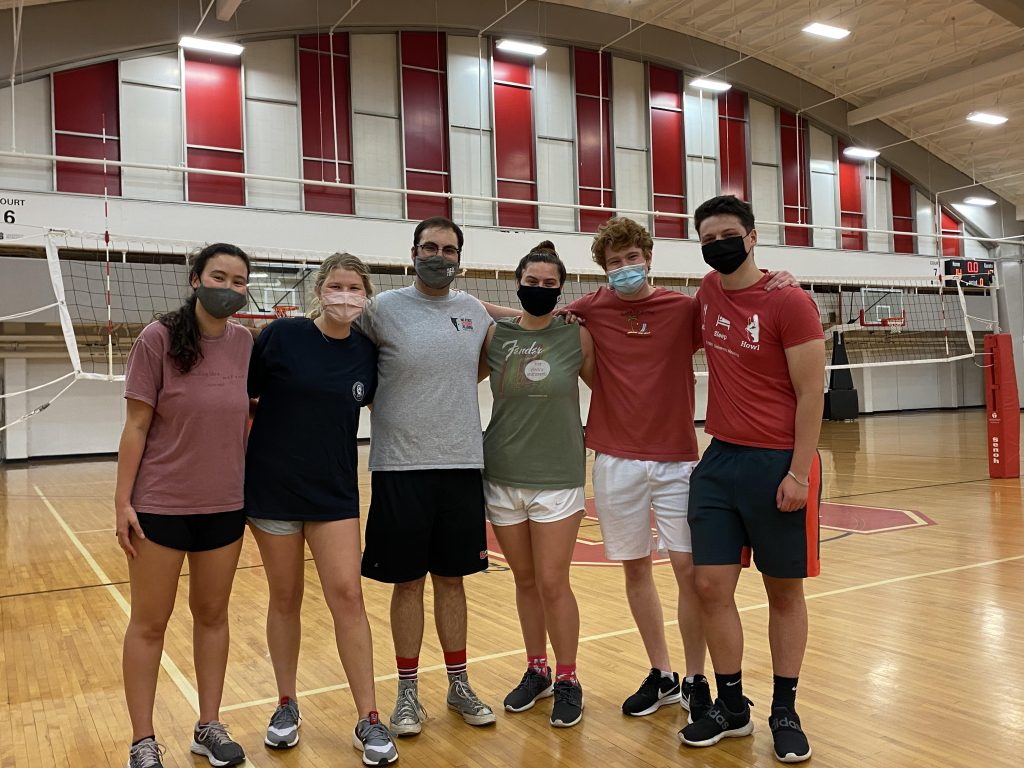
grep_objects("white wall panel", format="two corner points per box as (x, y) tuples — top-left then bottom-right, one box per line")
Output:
(351, 34), (399, 118)
(534, 46), (573, 141)
(687, 156), (717, 213)
(865, 175), (890, 253)
(537, 138), (575, 232)
(245, 101), (301, 211)
(811, 170), (837, 248)
(809, 126), (834, 173)
(614, 147), (650, 230)
(120, 83), (184, 201)
(612, 57), (646, 151)
(352, 113), (403, 218)
(0, 78), (53, 192)
(450, 126), (494, 226)
(447, 35), (490, 130)
(751, 164), (781, 244)
(26, 360), (125, 457)
(683, 78), (717, 158)
(749, 98), (777, 165)
(916, 191), (936, 256)
(964, 235), (990, 262)
(121, 53), (179, 88)
(244, 39), (298, 103)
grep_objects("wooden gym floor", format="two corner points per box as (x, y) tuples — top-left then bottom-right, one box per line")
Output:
(1, 409), (1023, 768)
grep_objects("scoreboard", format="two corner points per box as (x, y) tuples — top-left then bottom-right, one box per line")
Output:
(944, 259), (995, 287)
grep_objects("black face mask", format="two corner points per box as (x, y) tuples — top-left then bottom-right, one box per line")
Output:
(701, 235), (750, 275)
(517, 285), (561, 317)
(195, 286), (248, 319)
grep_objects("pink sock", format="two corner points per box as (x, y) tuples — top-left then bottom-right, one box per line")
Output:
(555, 663), (577, 683)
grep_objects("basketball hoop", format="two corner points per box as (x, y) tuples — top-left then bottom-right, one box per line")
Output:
(859, 309), (907, 332)
(273, 305), (300, 318)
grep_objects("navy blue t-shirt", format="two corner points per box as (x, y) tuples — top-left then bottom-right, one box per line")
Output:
(245, 317), (377, 521)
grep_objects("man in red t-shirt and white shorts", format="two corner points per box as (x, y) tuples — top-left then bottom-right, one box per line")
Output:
(680, 196), (825, 764)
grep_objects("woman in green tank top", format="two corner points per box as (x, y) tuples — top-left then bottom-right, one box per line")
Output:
(479, 242), (595, 728)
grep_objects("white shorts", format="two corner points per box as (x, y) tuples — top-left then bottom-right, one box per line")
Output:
(592, 453), (696, 560)
(484, 481), (586, 526)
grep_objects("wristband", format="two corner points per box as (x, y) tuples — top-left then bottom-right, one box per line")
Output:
(787, 470), (809, 487)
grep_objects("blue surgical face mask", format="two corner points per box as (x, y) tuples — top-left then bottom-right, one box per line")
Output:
(607, 263), (648, 295)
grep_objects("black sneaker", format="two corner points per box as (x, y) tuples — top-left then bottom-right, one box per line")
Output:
(503, 667), (554, 712)
(681, 674), (713, 723)
(678, 697), (754, 747)
(770, 705), (812, 763)
(550, 679), (584, 728)
(190, 721), (246, 767)
(621, 668), (681, 716)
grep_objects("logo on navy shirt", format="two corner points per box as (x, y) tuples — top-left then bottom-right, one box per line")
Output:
(451, 317), (475, 331)
(352, 381), (366, 402)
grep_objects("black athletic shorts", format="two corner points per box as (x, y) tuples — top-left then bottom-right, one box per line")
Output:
(687, 440), (821, 579)
(361, 469), (489, 583)
(136, 510), (246, 553)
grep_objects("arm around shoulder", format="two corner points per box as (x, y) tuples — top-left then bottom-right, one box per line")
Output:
(579, 326), (595, 388)
(478, 324), (497, 382)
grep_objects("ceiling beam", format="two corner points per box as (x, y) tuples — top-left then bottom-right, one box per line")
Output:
(847, 50), (1024, 125)
(973, 0), (1024, 28)
(216, 0), (243, 22)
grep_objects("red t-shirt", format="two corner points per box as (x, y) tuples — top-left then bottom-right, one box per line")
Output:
(124, 321), (252, 514)
(698, 272), (823, 449)
(567, 286), (700, 461)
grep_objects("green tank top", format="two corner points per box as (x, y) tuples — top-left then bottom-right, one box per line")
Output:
(483, 316), (585, 489)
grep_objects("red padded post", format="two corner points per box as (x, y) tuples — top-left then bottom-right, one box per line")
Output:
(984, 333), (1021, 479)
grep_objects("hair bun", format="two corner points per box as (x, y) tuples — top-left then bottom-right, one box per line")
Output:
(534, 240), (557, 253)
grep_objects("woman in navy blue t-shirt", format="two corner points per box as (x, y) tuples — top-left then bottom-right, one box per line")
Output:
(245, 253), (396, 764)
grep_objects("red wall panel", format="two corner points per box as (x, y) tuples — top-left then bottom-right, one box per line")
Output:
(492, 56), (531, 87)
(574, 48), (610, 98)
(718, 90), (748, 201)
(402, 32), (450, 220)
(838, 142), (864, 250)
(493, 43), (536, 229)
(648, 65), (681, 110)
(891, 172), (915, 254)
(497, 181), (537, 229)
(187, 148), (245, 207)
(184, 55), (243, 150)
(575, 49), (613, 233)
(298, 33), (353, 215)
(401, 31), (445, 71)
(649, 64), (686, 238)
(941, 208), (963, 258)
(55, 134), (121, 196)
(779, 109), (809, 246)
(53, 61), (121, 195)
(651, 110), (683, 196)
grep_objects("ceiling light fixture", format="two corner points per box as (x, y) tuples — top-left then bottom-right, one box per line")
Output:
(179, 36), (244, 56)
(802, 22), (850, 39)
(964, 196), (997, 206)
(495, 39), (547, 56)
(967, 111), (1008, 125)
(690, 78), (731, 92)
(843, 146), (879, 159)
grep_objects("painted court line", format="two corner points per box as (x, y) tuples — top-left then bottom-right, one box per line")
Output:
(33, 486), (201, 714)
(222, 551), (1024, 714)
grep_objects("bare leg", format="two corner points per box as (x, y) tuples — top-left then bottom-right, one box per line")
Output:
(669, 550), (706, 677)
(762, 575), (808, 678)
(391, 577), (426, 659)
(693, 564), (744, 675)
(529, 512), (583, 667)
(622, 556), (671, 671)
(123, 538), (186, 741)
(491, 522), (546, 658)
(431, 575), (466, 654)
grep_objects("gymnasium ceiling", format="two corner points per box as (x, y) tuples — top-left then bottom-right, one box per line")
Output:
(2, 0), (1024, 220)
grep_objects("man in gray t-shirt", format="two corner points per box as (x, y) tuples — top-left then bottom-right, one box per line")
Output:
(357, 216), (496, 736)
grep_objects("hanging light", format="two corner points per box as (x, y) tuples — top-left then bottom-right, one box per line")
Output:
(179, 36), (244, 56)
(802, 23), (850, 40)
(843, 146), (880, 159)
(689, 78), (731, 92)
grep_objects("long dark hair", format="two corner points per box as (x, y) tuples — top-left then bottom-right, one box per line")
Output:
(159, 243), (250, 374)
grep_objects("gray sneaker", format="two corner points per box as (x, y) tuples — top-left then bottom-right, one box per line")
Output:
(352, 714), (399, 766)
(446, 672), (496, 726)
(389, 680), (428, 737)
(265, 697), (300, 749)
(190, 721), (246, 767)
(127, 737), (165, 768)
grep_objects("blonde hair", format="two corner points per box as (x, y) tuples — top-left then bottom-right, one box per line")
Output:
(590, 217), (654, 269)
(307, 252), (375, 319)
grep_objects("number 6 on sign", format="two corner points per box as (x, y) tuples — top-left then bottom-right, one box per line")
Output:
(3, 210), (14, 224)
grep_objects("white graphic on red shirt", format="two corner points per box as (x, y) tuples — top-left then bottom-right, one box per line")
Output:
(716, 314), (731, 331)
(745, 314), (760, 343)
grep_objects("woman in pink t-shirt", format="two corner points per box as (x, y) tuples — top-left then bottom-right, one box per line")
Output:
(115, 243), (253, 768)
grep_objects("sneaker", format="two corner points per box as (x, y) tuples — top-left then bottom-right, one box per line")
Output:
(681, 674), (714, 723)
(265, 696), (301, 749)
(550, 679), (584, 728)
(621, 668), (681, 716)
(352, 713), (399, 766)
(446, 672), (496, 726)
(770, 705), (812, 763)
(127, 737), (165, 768)
(389, 680), (428, 737)
(679, 697), (754, 748)
(190, 721), (246, 767)
(504, 667), (554, 712)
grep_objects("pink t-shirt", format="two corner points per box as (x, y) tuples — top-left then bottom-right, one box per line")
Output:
(698, 272), (824, 449)
(124, 321), (252, 515)
(566, 286), (700, 462)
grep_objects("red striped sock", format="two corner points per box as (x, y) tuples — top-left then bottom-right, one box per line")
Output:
(443, 649), (467, 679)
(528, 655), (548, 675)
(555, 663), (577, 684)
(396, 656), (419, 683)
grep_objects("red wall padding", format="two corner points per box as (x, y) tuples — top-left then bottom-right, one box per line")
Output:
(718, 90), (748, 201)
(837, 142), (864, 250)
(891, 172), (915, 254)
(575, 49), (613, 233)
(493, 44), (536, 229)
(779, 109), (809, 246)
(184, 52), (244, 205)
(649, 64), (686, 238)
(401, 32), (450, 220)
(984, 334), (1021, 479)
(941, 208), (963, 258)
(53, 61), (121, 195)
(298, 33), (353, 215)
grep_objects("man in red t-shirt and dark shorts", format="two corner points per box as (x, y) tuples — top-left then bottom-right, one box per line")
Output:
(680, 196), (825, 764)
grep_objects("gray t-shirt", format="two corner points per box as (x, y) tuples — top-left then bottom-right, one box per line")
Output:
(357, 285), (494, 471)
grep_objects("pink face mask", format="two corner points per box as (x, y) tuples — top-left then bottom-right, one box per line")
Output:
(321, 291), (366, 324)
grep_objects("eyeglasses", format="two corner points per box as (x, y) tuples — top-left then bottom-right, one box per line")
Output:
(416, 242), (461, 258)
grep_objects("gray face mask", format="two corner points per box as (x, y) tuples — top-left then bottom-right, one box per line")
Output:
(415, 254), (459, 290)
(195, 286), (248, 319)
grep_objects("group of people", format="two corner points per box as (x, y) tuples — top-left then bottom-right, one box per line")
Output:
(115, 194), (826, 768)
